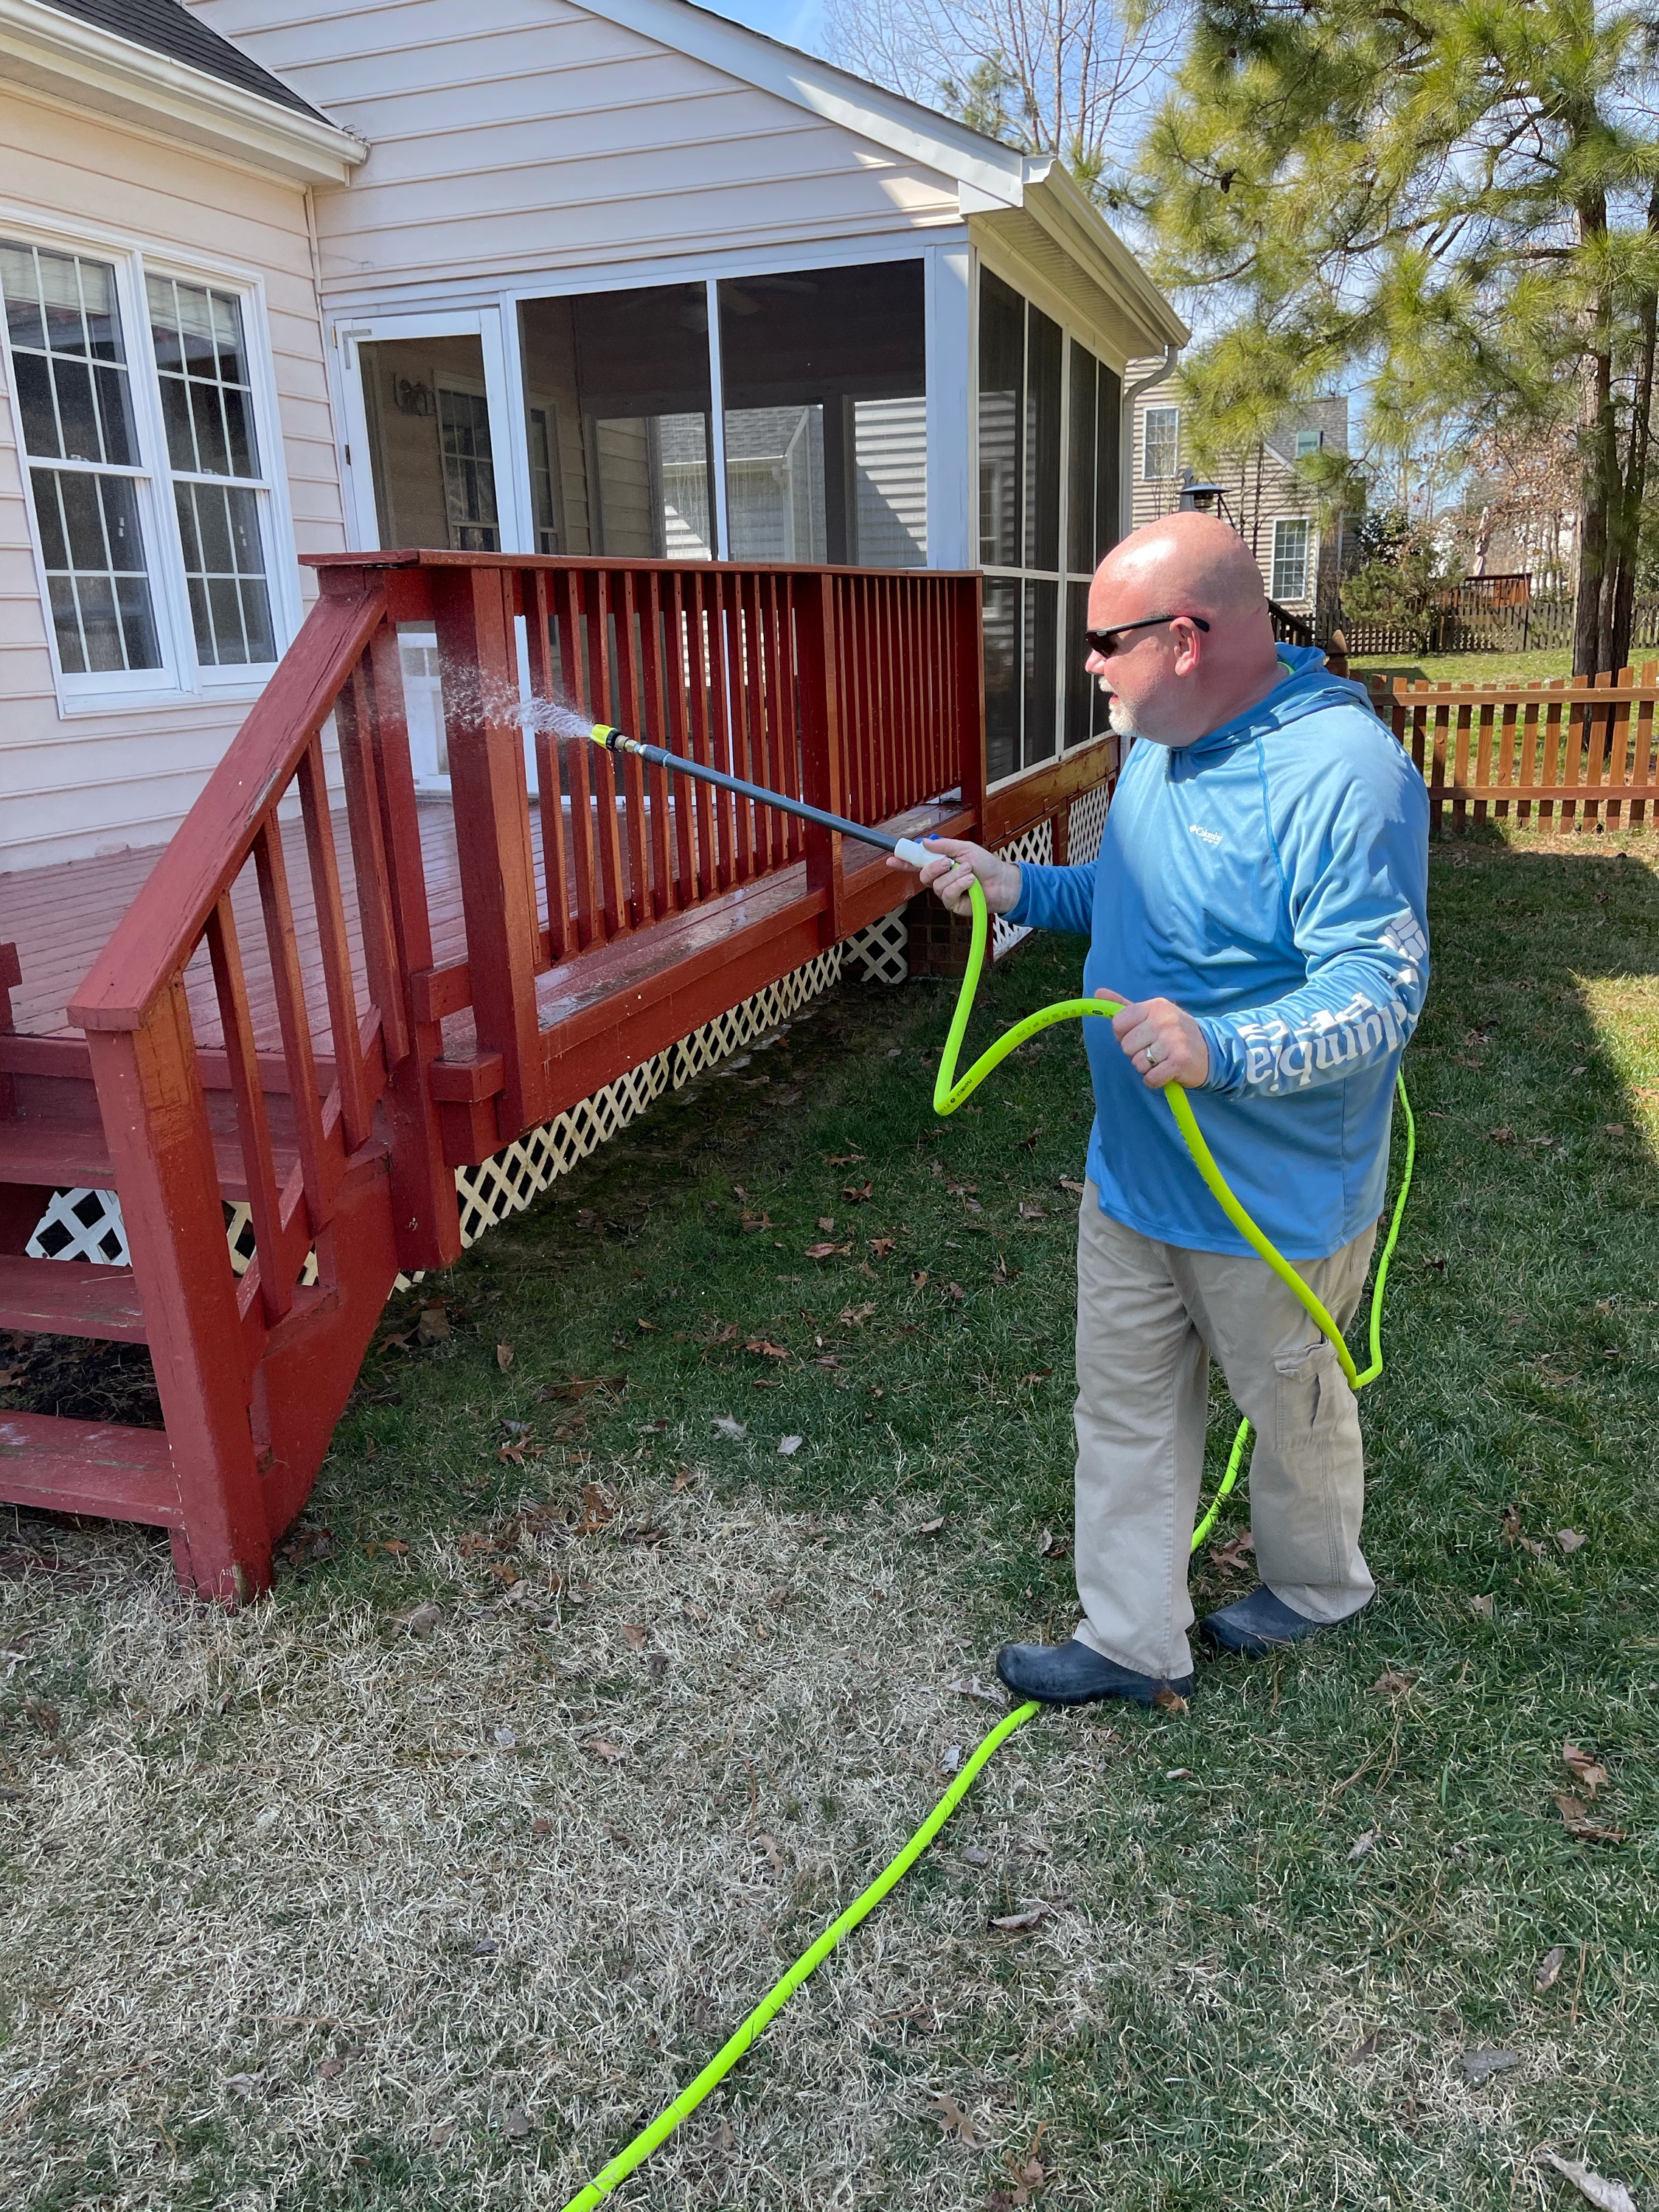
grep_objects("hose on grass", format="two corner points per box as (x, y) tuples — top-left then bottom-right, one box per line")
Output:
(561, 742), (1416, 2212)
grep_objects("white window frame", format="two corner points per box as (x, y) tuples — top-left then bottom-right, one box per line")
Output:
(970, 247), (1125, 790)
(1142, 403), (1180, 481)
(1295, 428), (1323, 459)
(1272, 515), (1312, 602)
(0, 208), (301, 717)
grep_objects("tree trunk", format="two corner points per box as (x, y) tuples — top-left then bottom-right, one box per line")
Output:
(1607, 186), (1659, 676)
(1573, 187), (1619, 675)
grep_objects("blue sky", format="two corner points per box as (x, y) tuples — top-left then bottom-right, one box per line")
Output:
(698, 0), (830, 57)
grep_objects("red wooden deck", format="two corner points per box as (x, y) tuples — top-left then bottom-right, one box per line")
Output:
(0, 549), (1113, 1605)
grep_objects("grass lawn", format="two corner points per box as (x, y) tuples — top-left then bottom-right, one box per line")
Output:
(3, 832), (1658, 2211)
(1350, 649), (1575, 688)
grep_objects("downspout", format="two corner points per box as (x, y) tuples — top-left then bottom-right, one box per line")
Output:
(1119, 344), (1179, 542)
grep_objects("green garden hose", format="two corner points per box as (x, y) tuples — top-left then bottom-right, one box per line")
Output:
(557, 816), (1415, 2212)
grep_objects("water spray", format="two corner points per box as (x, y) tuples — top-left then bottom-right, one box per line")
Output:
(558, 721), (1416, 2212)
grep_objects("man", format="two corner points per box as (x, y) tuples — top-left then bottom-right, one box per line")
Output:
(906, 511), (1428, 1708)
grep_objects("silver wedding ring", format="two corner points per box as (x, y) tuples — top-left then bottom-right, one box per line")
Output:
(1145, 1041), (1161, 1067)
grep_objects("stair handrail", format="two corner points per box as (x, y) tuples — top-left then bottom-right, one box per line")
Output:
(69, 580), (389, 1034)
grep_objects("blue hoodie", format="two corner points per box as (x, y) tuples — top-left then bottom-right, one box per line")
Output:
(1006, 645), (1430, 1261)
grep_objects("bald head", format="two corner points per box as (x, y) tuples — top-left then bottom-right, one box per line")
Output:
(1098, 510), (1267, 622)
(1084, 509), (1284, 747)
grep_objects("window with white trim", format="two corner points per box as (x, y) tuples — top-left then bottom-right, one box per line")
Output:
(1142, 403), (1180, 480)
(1272, 515), (1312, 601)
(0, 234), (283, 699)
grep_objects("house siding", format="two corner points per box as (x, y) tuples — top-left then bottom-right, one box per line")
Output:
(0, 83), (346, 872)
(184, 0), (963, 300)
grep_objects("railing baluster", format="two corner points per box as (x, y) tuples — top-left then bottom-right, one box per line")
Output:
(526, 570), (572, 962)
(588, 571), (626, 938)
(335, 649), (409, 1071)
(206, 891), (291, 1323)
(615, 571), (652, 927)
(251, 817), (333, 1239)
(295, 735), (372, 1151)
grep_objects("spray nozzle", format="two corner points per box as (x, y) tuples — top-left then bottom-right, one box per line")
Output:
(590, 723), (622, 751)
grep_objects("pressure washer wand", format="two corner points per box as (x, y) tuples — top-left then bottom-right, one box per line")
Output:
(588, 723), (934, 868)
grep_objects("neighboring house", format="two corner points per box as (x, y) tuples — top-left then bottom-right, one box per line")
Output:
(0, 0), (1186, 874)
(0, 0), (365, 871)
(1129, 361), (1348, 626)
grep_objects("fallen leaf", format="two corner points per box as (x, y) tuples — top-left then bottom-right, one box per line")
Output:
(1459, 2046), (1520, 2084)
(634, 1318), (656, 1335)
(712, 1416), (748, 1441)
(1343, 2030), (1380, 2064)
(839, 1301), (877, 1326)
(1347, 1829), (1380, 1862)
(914, 1515), (945, 1537)
(992, 1254), (1022, 1284)
(417, 1304), (451, 1343)
(317, 2056), (345, 2079)
(804, 1241), (852, 1259)
(1469, 1593), (1495, 1618)
(925, 2091), (981, 2146)
(739, 1212), (773, 1232)
(395, 1601), (442, 1638)
(493, 1725), (518, 1749)
(495, 1341), (515, 1371)
(1554, 1793), (1625, 1842)
(538, 1374), (625, 1402)
(378, 1538), (411, 1557)
(1018, 1201), (1047, 1219)
(1371, 1669), (1413, 1697)
(1557, 1528), (1586, 1554)
(589, 1739), (626, 1764)
(826, 1152), (866, 1166)
(1015, 1368), (1052, 1385)
(1487, 1125), (1517, 1144)
(1037, 1528), (1069, 1559)
(990, 1905), (1052, 1933)
(502, 2105), (532, 2140)
(672, 1467), (697, 1491)
(869, 1237), (896, 1257)
(1209, 1530), (1256, 1574)
(619, 1623), (649, 1649)
(1152, 1685), (1189, 1714)
(577, 1482), (616, 1534)
(1541, 2151), (1637, 2211)
(1534, 1944), (1565, 1993)
(744, 1338), (789, 1361)
(843, 1180), (874, 1202)
(755, 1832), (785, 1872)
(816, 1216), (835, 1232)
(910, 1270), (929, 1288)
(1602, 1122), (1627, 1137)
(1562, 1742), (1609, 1798)
(777, 1434), (804, 1457)
(945, 1674), (1001, 1702)
(942, 1281), (966, 1303)
(681, 1601), (709, 1624)
(1059, 1177), (1086, 1195)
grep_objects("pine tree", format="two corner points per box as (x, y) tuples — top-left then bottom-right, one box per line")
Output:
(1140, 0), (1659, 675)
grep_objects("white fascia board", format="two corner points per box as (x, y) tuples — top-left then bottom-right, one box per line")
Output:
(0, 0), (366, 184)
(1020, 156), (1188, 352)
(577, 0), (1024, 204)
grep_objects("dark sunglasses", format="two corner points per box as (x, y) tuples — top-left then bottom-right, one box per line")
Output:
(1083, 613), (1211, 658)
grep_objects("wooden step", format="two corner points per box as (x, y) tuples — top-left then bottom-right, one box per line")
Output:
(0, 1253), (145, 1341)
(0, 1115), (293, 1202)
(0, 1411), (179, 1527)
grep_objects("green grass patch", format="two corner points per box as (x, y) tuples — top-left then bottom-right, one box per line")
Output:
(1351, 648), (1574, 686)
(2, 833), (1657, 2209)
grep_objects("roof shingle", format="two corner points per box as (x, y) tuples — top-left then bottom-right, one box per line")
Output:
(35, 0), (327, 122)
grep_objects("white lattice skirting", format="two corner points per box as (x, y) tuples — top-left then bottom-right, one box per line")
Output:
(1067, 780), (1110, 868)
(26, 909), (911, 1278)
(992, 818), (1054, 960)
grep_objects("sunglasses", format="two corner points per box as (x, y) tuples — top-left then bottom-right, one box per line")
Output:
(1083, 613), (1211, 658)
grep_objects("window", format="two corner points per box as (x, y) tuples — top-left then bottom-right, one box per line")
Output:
(360, 335), (503, 554)
(147, 274), (275, 664)
(1142, 404), (1180, 480)
(978, 268), (1121, 781)
(718, 262), (927, 567)
(0, 234), (284, 696)
(518, 285), (712, 559)
(1295, 428), (1322, 459)
(1273, 516), (1312, 601)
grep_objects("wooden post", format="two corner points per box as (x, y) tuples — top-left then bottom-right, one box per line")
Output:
(87, 984), (269, 1602)
(796, 570), (847, 947)
(955, 574), (990, 838)
(431, 566), (546, 1138)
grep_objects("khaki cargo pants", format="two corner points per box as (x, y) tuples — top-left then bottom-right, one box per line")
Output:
(1071, 1180), (1378, 1682)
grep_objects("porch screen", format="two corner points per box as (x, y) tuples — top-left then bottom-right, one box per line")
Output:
(518, 285), (714, 559)
(717, 261), (926, 567)
(978, 269), (1121, 782)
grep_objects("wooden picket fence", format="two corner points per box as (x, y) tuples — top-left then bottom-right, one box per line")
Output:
(1372, 665), (1659, 834)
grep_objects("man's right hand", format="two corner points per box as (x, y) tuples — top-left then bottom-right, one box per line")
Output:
(888, 836), (1022, 917)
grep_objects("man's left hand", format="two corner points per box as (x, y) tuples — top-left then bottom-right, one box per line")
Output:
(1097, 987), (1210, 1089)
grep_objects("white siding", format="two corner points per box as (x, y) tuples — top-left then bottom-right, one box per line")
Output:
(185, 0), (963, 300)
(0, 85), (345, 873)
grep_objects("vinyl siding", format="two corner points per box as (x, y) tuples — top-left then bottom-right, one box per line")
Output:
(184, 0), (962, 298)
(0, 84), (345, 873)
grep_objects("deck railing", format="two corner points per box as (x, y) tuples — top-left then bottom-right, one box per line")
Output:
(1372, 665), (1659, 833)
